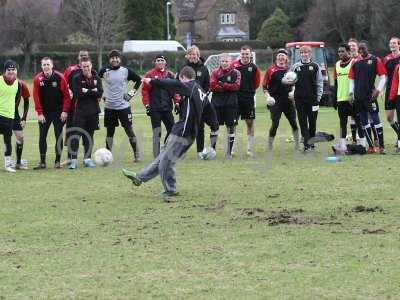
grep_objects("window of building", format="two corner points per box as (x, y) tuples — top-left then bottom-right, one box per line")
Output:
(222, 37), (242, 42)
(220, 13), (236, 25)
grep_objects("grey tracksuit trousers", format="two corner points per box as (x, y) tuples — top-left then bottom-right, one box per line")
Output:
(137, 134), (193, 192)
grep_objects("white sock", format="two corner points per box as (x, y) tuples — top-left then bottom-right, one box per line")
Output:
(358, 137), (367, 148)
(339, 138), (347, 149)
(247, 135), (254, 152)
(4, 156), (12, 167)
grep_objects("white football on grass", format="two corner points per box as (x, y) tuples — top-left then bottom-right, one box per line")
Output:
(201, 147), (216, 160)
(94, 148), (113, 166)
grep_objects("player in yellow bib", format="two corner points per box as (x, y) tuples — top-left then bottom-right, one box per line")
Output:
(332, 44), (365, 153)
(0, 60), (19, 172)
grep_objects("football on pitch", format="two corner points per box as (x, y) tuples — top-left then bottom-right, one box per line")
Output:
(94, 148), (113, 166)
(201, 147), (216, 160)
(282, 71), (298, 85)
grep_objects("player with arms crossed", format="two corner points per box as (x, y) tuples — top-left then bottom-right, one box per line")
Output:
(231, 45), (261, 157)
(62, 50), (90, 166)
(177, 45), (219, 158)
(141, 55), (177, 158)
(68, 58), (103, 169)
(210, 54), (241, 158)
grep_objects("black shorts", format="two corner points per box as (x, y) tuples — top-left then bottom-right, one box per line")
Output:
(354, 99), (379, 114)
(269, 99), (296, 122)
(215, 105), (238, 127)
(337, 101), (356, 119)
(237, 97), (255, 120)
(12, 113), (22, 131)
(66, 111), (74, 129)
(104, 107), (132, 128)
(0, 115), (13, 136)
(73, 113), (100, 132)
(150, 110), (174, 131)
(385, 98), (396, 110)
(202, 102), (219, 131)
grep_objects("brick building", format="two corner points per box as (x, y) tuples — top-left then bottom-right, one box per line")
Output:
(172, 0), (250, 43)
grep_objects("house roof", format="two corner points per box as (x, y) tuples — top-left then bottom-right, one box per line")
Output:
(176, 0), (218, 21)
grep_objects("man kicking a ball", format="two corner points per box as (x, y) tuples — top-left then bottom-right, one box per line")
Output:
(122, 66), (211, 198)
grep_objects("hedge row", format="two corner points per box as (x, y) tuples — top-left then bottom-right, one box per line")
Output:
(0, 49), (275, 78)
(35, 43), (121, 53)
(194, 40), (269, 50)
(35, 41), (269, 53)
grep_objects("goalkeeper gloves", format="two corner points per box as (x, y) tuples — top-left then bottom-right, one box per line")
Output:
(123, 89), (137, 101)
(145, 105), (151, 116)
(174, 103), (180, 115)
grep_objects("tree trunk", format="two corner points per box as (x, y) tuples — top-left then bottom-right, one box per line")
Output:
(23, 50), (31, 78)
(97, 40), (103, 69)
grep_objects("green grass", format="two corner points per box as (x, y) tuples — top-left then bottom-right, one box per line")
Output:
(1, 94), (400, 299)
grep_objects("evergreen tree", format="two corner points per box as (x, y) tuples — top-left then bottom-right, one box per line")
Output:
(257, 8), (293, 48)
(249, 0), (312, 40)
(124, 0), (175, 40)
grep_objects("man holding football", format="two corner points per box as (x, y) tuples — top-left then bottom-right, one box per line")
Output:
(289, 46), (323, 152)
(263, 49), (299, 150)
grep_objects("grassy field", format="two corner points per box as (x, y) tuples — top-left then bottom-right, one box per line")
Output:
(1, 93), (400, 299)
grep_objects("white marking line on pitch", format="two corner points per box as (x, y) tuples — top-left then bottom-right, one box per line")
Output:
(25, 110), (331, 123)
(25, 114), (145, 123)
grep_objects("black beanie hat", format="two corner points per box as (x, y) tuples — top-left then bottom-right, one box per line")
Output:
(4, 60), (17, 71)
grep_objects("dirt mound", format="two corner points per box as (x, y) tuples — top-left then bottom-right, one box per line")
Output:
(351, 206), (384, 213)
(237, 208), (340, 226)
(362, 228), (386, 234)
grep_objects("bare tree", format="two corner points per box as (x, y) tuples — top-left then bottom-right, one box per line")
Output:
(300, 0), (365, 44)
(0, 0), (56, 76)
(62, 0), (126, 67)
(301, 0), (400, 52)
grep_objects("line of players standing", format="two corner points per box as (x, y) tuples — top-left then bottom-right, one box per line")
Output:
(0, 45), (262, 172)
(2, 38), (399, 172)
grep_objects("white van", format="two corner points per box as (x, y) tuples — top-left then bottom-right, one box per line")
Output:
(122, 40), (186, 53)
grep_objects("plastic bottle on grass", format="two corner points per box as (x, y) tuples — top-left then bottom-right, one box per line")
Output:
(325, 156), (341, 163)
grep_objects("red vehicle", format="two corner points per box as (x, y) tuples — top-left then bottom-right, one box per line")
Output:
(286, 41), (332, 105)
